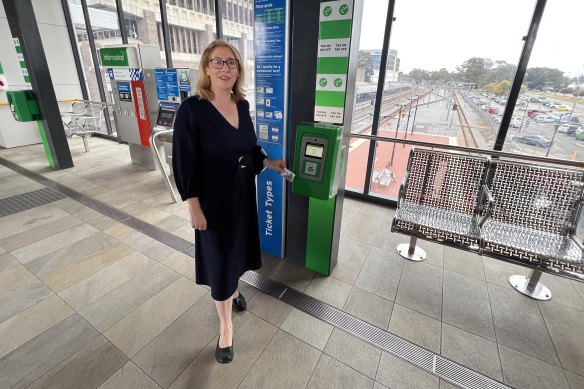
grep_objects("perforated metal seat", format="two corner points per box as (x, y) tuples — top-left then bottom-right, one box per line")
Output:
(394, 201), (481, 249)
(482, 160), (584, 278)
(392, 149), (489, 256)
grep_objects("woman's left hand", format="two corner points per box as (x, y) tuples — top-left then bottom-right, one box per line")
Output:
(264, 158), (286, 173)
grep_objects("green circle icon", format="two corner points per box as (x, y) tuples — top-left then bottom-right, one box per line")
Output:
(334, 78), (343, 87)
(323, 6), (332, 17)
(319, 78), (328, 87)
(339, 4), (349, 15)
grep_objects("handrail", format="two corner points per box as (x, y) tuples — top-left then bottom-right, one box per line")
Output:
(151, 129), (178, 203)
(350, 133), (584, 169)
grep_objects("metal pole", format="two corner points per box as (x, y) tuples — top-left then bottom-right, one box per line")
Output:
(159, 0), (173, 67)
(215, 0), (224, 39)
(115, 0), (128, 44)
(403, 99), (413, 145)
(390, 104), (403, 166)
(410, 96), (419, 134)
(546, 126), (560, 157)
(61, 0), (89, 100)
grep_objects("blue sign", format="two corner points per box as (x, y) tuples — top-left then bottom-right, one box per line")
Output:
(166, 69), (179, 98)
(255, 0), (288, 258)
(154, 69), (168, 101)
(117, 82), (130, 92)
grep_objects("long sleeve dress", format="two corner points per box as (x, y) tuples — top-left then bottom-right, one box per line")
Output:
(172, 95), (266, 301)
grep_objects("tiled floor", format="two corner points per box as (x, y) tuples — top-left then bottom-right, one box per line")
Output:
(1, 136), (584, 388)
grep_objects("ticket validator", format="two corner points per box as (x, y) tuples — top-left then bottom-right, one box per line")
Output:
(292, 122), (345, 275)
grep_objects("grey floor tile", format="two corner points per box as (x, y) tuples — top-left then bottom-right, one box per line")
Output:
(355, 247), (404, 301)
(247, 290), (292, 327)
(0, 215), (84, 252)
(439, 380), (459, 389)
(305, 275), (352, 309)
(161, 251), (196, 280)
(343, 287), (393, 329)
(306, 353), (374, 389)
(538, 273), (584, 312)
(499, 345), (570, 389)
(331, 238), (370, 285)
(0, 254), (37, 297)
(281, 308), (334, 351)
(271, 260), (316, 292)
(443, 247), (485, 280)
(27, 336), (128, 389)
(0, 280), (54, 323)
(418, 241), (445, 269)
(59, 252), (157, 311)
(133, 294), (220, 388)
(0, 244), (5, 255)
(345, 212), (384, 245)
(374, 383), (389, 389)
(0, 295), (74, 359)
(170, 312), (278, 389)
(343, 197), (364, 213)
(572, 280), (584, 303)
(340, 208), (357, 236)
(79, 263), (180, 332)
(442, 270), (495, 341)
(376, 351), (439, 389)
(441, 323), (502, 380)
(565, 371), (584, 389)
(52, 198), (103, 221)
(255, 252), (283, 278)
(388, 303), (441, 354)
(238, 330), (321, 389)
(104, 277), (206, 358)
(373, 220), (407, 252)
(360, 202), (390, 219)
(488, 283), (561, 366)
(121, 231), (175, 262)
(395, 260), (443, 320)
(98, 361), (162, 389)
(482, 256), (527, 290)
(0, 204), (69, 240)
(0, 314), (99, 389)
(324, 328), (382, 379)
(539, 301), (584, 376)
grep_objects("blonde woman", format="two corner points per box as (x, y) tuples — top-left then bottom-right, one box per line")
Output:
(173, 40), (285, 364)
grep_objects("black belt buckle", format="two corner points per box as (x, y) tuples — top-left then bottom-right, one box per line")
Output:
(238, 155), (247, 168)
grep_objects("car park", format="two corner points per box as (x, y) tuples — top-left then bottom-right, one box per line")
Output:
(512, 134), (552, 147)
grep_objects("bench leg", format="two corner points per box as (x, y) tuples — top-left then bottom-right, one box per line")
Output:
(397, 236), (427, 262)
(82, 137), (89, 152)
(509, 270), (551, 301)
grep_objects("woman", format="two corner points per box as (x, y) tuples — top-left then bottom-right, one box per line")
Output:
(172, 40), (285, 364)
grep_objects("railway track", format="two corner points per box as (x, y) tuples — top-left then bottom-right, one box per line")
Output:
(452, 92), (477, 148)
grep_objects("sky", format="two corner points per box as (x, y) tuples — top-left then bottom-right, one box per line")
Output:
(359, 0), (584, 77)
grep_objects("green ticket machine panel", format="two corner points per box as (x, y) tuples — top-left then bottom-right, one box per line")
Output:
(293, 122), (342, 200)
(6, 90), (40, 122)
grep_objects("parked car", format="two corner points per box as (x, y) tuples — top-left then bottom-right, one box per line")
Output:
(557, 125), (581, 135)
(493, 116), (502, 123)
(559, 115), (580, 124)
(534, 115), (558, 123)
(512, 134), (552, 148)
(509, 118), (523, 128)
(553, 105), (571, 111)
(488, 107), (499, 114)
(527, 109), (546, 117)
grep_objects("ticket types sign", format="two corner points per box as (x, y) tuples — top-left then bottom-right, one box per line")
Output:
(314, 1), (354, 124)
(255, 0), (288, 258)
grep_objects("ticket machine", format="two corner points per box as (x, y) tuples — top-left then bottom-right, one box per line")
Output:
(291, 122), (345, 275)
(98, 44), (162, 169)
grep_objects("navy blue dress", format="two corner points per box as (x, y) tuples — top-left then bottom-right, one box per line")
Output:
(172, 96), (265, 301)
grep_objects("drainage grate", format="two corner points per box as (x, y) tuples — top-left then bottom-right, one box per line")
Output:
(0, 156), (510, 389)
(240, 271), (510, 389)
(0, 187), (66, 217)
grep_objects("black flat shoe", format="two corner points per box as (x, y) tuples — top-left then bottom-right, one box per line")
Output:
(215, 336), (234, 364)
(232, 292), (246, 312)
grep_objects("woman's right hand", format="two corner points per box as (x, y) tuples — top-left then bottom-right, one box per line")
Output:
(186, 197), (207, 230)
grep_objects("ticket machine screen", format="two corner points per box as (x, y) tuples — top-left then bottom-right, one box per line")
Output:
(305, 143), (324, 159)
(156, 102), (180, 127)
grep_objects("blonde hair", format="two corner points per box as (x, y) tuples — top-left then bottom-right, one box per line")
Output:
(197, 40), (246, 102)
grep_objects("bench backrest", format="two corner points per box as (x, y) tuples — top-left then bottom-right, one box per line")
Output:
(403, 149), (488, 215)
(487, 160), (584, 234)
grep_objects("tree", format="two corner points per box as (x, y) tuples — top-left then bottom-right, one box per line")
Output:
(485, 80), (512, 96)
(485, 61), (517, 84)
(524, 67), (569, 90)
(358, 51), (374, 82)
(408, 68), (430, 82)
(456, 57), (493, 86)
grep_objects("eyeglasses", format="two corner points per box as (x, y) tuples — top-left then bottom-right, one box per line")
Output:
(209, 58), (238, 69)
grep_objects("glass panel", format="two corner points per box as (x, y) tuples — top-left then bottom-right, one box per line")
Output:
(363, 0), (535, 200)
(502, 0), (584, 164)
(67, 0), (124, 135)
(221, 0), (254, 111)
(166, 0), (217, 70)
(346, 0), (390, 193)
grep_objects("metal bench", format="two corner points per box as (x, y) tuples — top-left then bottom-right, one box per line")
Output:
(392, 149), (491, 261)
(393, 147), (584, 300)
(60, 101), (108, 152)
(481, 159), (584, 300)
